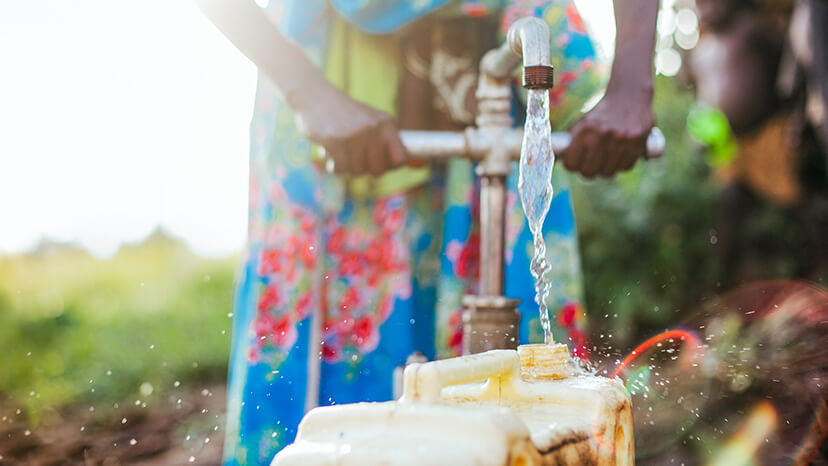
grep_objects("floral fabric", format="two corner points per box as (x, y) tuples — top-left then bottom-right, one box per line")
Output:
(223, 1), (602, 464)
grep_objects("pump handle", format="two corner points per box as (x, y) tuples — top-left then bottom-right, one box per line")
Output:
(399, 127), (665, 161)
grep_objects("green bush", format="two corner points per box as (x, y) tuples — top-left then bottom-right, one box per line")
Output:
(0, 233), (235, 421)
(574, 77), (719, 345)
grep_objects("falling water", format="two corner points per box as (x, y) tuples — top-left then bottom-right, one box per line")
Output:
(518, 89), (555, 344)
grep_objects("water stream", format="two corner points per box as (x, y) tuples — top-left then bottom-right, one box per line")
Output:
(518, 89), (555, 345)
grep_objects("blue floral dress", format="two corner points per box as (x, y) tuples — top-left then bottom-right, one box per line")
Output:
(223, 1), (604, 464)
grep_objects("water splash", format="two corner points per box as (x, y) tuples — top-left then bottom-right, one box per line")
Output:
(518, 89), (555, 344)
(595, 280), (828, 462)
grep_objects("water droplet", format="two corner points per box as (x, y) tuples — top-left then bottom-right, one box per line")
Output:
(188, 456), (196, 463)
(121, 418), (128, 424)
(129, 438), (137, 446)
(24, 429), (31, 436)
(204, 437), (210, 444)
(140, 382), (154, 396)
(173, 380), (181, 388)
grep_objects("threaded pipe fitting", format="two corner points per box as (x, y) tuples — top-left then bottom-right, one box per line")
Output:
(523, 65), (554, 89)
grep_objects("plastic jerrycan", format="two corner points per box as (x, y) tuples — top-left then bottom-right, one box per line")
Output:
(272, 344), (634, 466)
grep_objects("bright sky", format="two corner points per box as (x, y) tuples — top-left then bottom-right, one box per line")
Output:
(0, 0), (617, 258)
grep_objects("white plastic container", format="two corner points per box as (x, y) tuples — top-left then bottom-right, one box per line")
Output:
(273, 344), (633, 465)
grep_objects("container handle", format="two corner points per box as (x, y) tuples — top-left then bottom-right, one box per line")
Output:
(400, 350), (520, 403)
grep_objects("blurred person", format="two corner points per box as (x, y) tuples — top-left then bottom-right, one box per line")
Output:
(778, 0), (828, 277)
(687, 0), (826, 286)
(197, 0), (659, 463)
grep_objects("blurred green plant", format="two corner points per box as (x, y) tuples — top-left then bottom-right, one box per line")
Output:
(686, 103), (738, 167)
(0, 231), (235, 422)
(574, 76), (719, 345)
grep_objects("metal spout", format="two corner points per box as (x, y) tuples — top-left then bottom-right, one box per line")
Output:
(484, 17), (554, 89)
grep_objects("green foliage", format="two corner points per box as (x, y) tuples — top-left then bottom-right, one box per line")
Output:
(0, 233), (235, 422)
(574, 77), (719, 344)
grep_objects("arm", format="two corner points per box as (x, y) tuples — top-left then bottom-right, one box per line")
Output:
(564, 0), (658, 178)
(196, 0), (407, 175)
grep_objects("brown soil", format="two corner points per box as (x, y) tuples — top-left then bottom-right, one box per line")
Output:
(0, 384), (226, 465)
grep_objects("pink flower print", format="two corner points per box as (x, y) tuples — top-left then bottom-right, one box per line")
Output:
(353, 316), (379, 353)
(266, 181), (287, 203)
(557, 302), (579, 327)
(264, 223), (288, 246)
(270, 314), (298, 352)
(327, 227), (346, 255)
(374, 197), (405, 234)
(377, 295), (392, 320)
(445, 240), (464, 264)
(447, 310), (464, 356)
(566, 3), (587, 34)
(253, 311), (275, 337)
(340, 286), (361, 312)
(384, 208), (405, 234)
(296, 210), (317, 234)
(298, 236), (318, 269)
(295, 291), (313, 319)
(555, 32), (570, 48)
(336, 315), (355, 335)
(455, 233), (480, 280)
(568, 328), (590, 362)
(550, 72), (578, 105)
(257, 285), (281, 312)
(364, 237), (386, 269)
(321, 341), (341, 363)
(557, 302), (590, 361)
(259, 249), (280, 276)
(339, 253), (363, 278)
(367, 237), (404, 277)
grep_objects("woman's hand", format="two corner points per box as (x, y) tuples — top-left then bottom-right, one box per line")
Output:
(564, 88), (654, 178)
(563, 0), (658, 179)
(196, 0), (406, 177)
(290, 83), (408, 176)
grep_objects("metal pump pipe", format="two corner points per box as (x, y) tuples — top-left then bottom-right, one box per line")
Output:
(394, 16), (661, 354)
(399, 128), (666, 161)
(483, 17), (555, 89)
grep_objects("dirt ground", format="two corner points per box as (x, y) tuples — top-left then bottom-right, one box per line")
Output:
(0, 384), (226, 465)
